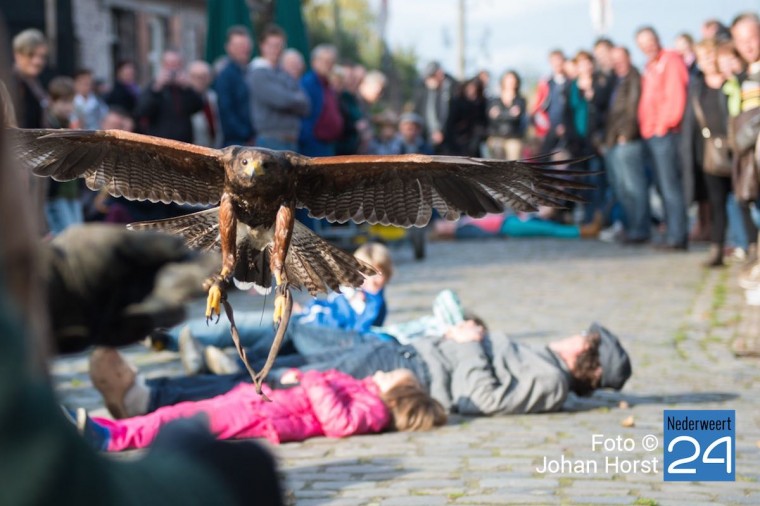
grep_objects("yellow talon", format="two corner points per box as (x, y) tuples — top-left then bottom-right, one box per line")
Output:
(273, 294), (285, 325)
(206, 284), (223, 322)
(275, 271), (282, 286)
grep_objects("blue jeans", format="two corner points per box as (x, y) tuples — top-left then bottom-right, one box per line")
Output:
(582, 156), (610, 225)
(255, 136), (298, 152)
(146, 341), (426, 412)
(45, 198), (83, 236)
(643, 134), (688, 246)
(165, 311), (275, 351)
(605, 141), (651, 240)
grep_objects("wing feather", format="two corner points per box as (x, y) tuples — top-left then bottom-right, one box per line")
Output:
(127, 208), (221, 252)
(12, 128), (226, 205)
(289, 153), (595, 227)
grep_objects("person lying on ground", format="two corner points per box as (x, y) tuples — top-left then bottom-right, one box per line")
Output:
(149, 242), (394, 356)
(90, 315), (632, 419)
(433, 206), (603, 240)
(70, 367), (446, 452)
(178, 288), (466, 376)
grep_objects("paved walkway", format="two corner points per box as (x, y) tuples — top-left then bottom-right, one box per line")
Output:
(53, 238), (760, 505)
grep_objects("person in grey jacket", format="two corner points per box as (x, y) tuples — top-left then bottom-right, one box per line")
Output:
(248, 25), (310, 152)
(92, 317), (631, 418)
(274, 319), (632, 415)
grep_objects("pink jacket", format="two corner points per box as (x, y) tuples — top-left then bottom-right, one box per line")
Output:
(96, 370), (390, 451)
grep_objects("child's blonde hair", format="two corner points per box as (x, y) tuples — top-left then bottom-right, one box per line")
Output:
(380, 379), (447, 432)
(354, 242), (393, 281)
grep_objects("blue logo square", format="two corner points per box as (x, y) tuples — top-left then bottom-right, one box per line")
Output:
(663, 410), (735, 481)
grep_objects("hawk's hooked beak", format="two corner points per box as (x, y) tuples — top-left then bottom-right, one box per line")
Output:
(244, 160), (264, 180)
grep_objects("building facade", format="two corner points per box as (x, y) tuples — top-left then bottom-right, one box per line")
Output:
(3, 0), (207, 85)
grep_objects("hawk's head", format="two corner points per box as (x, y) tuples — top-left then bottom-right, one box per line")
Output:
(224, 147), (282, 188)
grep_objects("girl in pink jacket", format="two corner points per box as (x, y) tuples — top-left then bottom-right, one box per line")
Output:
(74, 369), (446, 451)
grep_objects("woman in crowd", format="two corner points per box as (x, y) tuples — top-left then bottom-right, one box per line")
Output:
(564, 50), (607, 225)
(74, 368), (446, 451)
(681, 38), (758, 267)
(443, 77), (487, 156)
(486, 70), (527, 160)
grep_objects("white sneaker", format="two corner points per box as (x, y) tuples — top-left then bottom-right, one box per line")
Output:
(599, 221), (623, 243)
(178, 327), (204, 375)
(204, 346), (242, 375)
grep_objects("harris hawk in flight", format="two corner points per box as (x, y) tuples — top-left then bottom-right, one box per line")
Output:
(13, 128), (592, 383)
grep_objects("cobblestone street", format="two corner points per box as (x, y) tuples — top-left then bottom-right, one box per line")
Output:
(53, 237), (760, 505)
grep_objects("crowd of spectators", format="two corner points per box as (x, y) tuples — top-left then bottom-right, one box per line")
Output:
(6, 13), (760, 283)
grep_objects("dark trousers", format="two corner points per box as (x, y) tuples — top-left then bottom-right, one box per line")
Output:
(704, 173), (758, 246)
(246, 321), (390, 361)
(147, 341), (429, 411)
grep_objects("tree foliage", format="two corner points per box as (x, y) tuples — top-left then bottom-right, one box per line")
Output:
(247, 0), (420, 108)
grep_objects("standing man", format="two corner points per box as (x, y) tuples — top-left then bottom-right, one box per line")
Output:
(413, 61), (456, 154)
(187, 60), (222, 148)
(636, 26), (689, 250)
(248, 25), (310, 152)
(605, 46), (648, 244)
(215, 26), (254, 147)
(298, 44), (343, 157)
(105, 60), (139, 116)
(135, 50), (204, 143)
(531, 50), (570, 154)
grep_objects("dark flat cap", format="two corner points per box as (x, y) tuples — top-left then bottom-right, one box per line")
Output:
(589, 322), (632, 390)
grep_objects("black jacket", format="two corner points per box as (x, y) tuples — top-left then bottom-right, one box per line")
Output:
(135, 83), (204, 143)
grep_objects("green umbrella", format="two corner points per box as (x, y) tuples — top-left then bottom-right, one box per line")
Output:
(205, 0), (255, 64)
(274, 0), (310, 65)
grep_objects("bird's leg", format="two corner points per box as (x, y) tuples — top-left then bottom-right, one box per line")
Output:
(254, 284), (293, 393)
(271, 203), (295, 325)
(206, 193), (237, 324)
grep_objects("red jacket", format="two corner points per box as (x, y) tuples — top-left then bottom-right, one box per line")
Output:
(101, 370), (391, 450)
(637, 49), (689, 138)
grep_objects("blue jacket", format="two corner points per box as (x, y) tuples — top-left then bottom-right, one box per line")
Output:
(215, 61), (254, 146)
(296, 288), (386, 333)
(299, 70), (334, 156)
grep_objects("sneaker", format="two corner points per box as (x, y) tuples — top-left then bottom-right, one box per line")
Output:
(204, 346), (242, 375)
(179, 326), (205, 375)
(598, 221), (623, 243)
(60, 406), (111, 451)
(76, 407), (111, 451)
(89, 347), (137, 419)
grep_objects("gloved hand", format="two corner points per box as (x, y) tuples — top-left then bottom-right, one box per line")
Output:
(44, 224), (218, 353)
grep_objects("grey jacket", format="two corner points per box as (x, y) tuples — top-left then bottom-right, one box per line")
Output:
(412, 332), (571, 415)
(248, 58), (310, 141)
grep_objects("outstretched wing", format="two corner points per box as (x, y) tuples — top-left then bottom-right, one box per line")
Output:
(288, 153), (593, 227)
(131, 210), (374, 296)
(12, 128), (226, 205)
(127, 208), (221, 252)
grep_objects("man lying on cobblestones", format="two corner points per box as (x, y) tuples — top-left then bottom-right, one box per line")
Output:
(91, 310), (632, 419)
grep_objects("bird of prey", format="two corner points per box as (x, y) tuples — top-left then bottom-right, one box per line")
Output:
(13, 128), (592, 326)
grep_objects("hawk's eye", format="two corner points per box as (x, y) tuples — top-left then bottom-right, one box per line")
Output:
(241, 159), (248, 166)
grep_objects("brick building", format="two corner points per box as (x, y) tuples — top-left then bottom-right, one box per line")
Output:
(3, 0), (208, 85)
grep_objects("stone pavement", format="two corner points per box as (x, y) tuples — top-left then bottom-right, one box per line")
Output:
(53, 238), (760, 505)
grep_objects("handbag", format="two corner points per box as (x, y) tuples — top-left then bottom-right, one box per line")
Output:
(692, 96), (733, 177)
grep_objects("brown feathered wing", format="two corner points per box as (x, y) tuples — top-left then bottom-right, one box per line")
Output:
(12, 129), (225, 205)
(288, 153), (593, 227)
